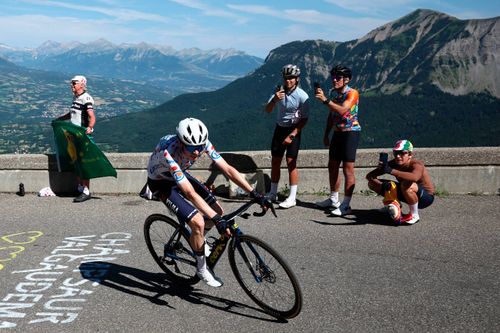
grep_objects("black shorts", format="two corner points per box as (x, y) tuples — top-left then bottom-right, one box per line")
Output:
(271, 125), (302, 158)
(393, 182), (435, 209)
(147, 173), (217, 224)
(329, 131), (360, 162)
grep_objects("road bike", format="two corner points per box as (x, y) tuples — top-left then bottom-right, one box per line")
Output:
(143, 197), (302, 319)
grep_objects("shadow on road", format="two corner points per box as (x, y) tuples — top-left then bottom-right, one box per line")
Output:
(78, 261), (285, 322)
(306, 206), (400, 227)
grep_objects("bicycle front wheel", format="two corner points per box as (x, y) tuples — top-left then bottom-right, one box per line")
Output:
(144, 214), (199, 285)
(228, 234), (302, 319)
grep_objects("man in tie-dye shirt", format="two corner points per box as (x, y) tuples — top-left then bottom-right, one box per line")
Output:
(315, 65), (361, 217)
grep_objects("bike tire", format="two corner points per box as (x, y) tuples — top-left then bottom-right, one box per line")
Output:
(144, 214), (199, 285)
(228, 234), (302, 319)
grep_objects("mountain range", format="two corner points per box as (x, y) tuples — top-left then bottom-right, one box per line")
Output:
(0, 9), (498, 154)
(94, 9), (500, 152)
(0, 39), (264, 92)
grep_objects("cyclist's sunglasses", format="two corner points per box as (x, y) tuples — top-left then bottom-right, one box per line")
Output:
(184, 144), (204, 153)
(393, 150), (410, 157)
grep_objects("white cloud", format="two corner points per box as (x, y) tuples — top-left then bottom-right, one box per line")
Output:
(168, 0), (247, 23)
(19, 0), (169, 22)
(228, 4), (339, 25)
(0, 15), (143, 47)
(226, 4), (280, 17)
(324, 0), (416, 16)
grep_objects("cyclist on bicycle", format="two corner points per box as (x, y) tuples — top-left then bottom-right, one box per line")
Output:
(147, 117), (270, 287)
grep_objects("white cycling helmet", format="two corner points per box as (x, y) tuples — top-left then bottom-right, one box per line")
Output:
(282, 64), (301, 78)
(176, 118), (208, 146)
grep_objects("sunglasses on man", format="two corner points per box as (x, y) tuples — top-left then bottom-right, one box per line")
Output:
(393, 150), (410, 157)
(184, 144), (204, 153)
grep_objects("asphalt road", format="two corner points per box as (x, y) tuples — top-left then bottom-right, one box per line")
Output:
(0, 192), (498, 332)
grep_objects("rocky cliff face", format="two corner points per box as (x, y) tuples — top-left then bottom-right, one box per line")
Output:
(431, 17), (499, 97)
(265, 9), (499, 98)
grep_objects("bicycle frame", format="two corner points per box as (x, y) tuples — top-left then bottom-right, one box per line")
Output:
(164, 198), (274, 279)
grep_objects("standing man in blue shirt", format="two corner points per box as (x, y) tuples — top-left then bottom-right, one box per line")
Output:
(265, 64), (309, 209)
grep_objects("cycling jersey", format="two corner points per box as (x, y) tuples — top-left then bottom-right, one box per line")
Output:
(268, 87), (310, 127)
(70, 91), (94, 127)
(329, 86), (360, 131)
(147, 135), (222, 183)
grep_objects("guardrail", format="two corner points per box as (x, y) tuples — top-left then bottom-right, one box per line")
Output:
(1, 147), (499, 196)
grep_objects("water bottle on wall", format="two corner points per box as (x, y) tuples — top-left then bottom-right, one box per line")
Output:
(18, 183), (25, 196)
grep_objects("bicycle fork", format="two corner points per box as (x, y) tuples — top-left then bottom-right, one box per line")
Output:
(234, 234), (275, 284)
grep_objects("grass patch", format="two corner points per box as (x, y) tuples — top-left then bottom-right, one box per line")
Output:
(359, 189), (378, 196)
(434, 186), (449, 198)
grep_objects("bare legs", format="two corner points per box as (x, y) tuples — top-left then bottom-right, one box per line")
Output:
(329, 160), (355, 197)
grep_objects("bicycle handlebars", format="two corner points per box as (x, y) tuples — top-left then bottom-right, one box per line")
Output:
(223, 197), (277, 222)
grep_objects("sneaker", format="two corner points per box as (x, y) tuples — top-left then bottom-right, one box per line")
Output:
(73, 193), (91, 203)
(278, 197), (296, 209)
(330, 204), (352, 217)
(315, 198), (341, 209)
(197, 269), (223, 288)
(401, 213), (420, 225)
(266, 192), (278, 203)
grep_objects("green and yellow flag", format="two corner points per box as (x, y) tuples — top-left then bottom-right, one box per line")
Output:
(52, 121), (117, 179)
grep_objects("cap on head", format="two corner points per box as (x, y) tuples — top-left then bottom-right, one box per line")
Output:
(281, 64), (301, 78)
(330, 65), (352, 79)
(176, 117), (208, 146)
(393, 140), (413, 152)
(71, 75), (87, 86)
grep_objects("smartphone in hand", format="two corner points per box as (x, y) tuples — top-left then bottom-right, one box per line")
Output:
(379, 152), (388, 165)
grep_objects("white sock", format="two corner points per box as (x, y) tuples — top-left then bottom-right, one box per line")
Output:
(342, 196), (352, 206)
(270, 182), (278, 194)
(288, 185), (298, 200)
(196, 255), (206, 272)
(410, 203), (419, 216)
(330, 191), (339, 202)
(83, 186), (90, 195)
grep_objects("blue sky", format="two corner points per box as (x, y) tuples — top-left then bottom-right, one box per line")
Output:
(1, 0), (498, 57)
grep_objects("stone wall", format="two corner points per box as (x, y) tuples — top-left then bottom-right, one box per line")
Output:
(1, 147), (499, 195)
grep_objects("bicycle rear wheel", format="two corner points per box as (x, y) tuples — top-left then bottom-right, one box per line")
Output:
(228, 234), (302, 319)
(144, 214), (199, 285)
